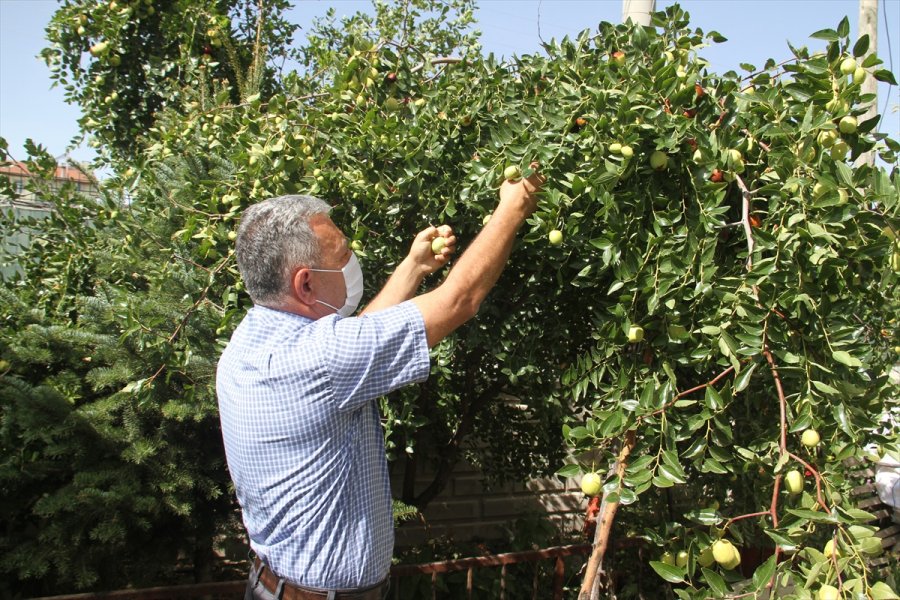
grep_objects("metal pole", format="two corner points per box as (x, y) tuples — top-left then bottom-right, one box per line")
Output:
(622, 0), (656, 26)
(858, 0), (878, 166)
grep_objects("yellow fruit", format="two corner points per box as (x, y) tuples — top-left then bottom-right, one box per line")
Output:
(818, 584), (839, 600)
(627, 325), (644, 343)
(620, 145), (634, 159)
(548, 229), (563, 246)
(675, 551), (689, 567)
(711, 539), (733, 564)
(817, 130), (837, 148)
(838, 116), (857, 134)
(853, 67), (866, 84)
(712, 539), (740, 569)
(721, 550), (741, 570)
(698, 546), (715, 567)
(784, 469), (804, 495)
(801, 428), (820, 447)
(726, 148), (744, 172)
(89, 41), (109, 56)
(830, 140), (849, 161)
(661, 551), (676, 566)
(650, 151), (668, 170)
(609, 142), (622, 155)
(581, 472), (602, 496)
(503, 165), (521, 181)
(839, 57), (857, 75)
(431, 237), (447, 254)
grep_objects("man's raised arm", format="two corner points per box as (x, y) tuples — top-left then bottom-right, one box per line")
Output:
(412, 168), (544, 347)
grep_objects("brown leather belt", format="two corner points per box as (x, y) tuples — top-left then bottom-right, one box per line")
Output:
(252, 558), (388, 600)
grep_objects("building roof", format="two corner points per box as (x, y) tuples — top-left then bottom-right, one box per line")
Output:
(0, 160), (96, 185)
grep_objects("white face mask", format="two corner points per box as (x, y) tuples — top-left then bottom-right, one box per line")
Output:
(310, 252), (364, 317)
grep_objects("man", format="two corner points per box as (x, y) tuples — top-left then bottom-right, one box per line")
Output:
(216, 169), (543, 600)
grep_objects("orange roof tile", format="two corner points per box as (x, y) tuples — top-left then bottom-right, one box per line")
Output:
(0, 160), (95, 184)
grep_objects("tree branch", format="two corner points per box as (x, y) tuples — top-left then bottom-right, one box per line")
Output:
(580, 430), (636, 600)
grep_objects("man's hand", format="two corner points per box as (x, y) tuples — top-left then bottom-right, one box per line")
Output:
(360, 224), (456, 315)
(498, 162), (545, 217)
(409, 225), (456, 276)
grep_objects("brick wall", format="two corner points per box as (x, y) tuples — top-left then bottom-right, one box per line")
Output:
(391, 458), (588, 548)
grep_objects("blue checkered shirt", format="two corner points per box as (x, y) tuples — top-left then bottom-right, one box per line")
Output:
(216, 301), (430, 589)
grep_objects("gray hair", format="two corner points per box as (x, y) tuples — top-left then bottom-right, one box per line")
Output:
(235, 194), (332, 305)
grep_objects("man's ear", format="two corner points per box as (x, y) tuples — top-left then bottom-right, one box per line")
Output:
(291, 268), (317, 307)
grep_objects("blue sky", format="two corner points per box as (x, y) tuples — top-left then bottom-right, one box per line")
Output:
(1, 0), (898, 167)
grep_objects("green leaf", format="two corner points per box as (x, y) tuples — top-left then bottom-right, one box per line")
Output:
(701, 568), (728, 596)
(840, 507), (877, 523)
(659, 463), (687, 484)
(598, 411), (624, 436)
(653, 474), (675, 488)
(874, 69), (898, 85)
(833, 403), (853, 437)
(619, 488), (638, 505)
(684, 508), (723, 526)
(774, 453), (790, 474)
(836, 162), (854, 188)
(832, 350), (862, 368)
(733, 362), (757, 392)
(649, 561), (685, 583)
(705, 385), (723, 410)
(701, 458), (728, 474)
(870, 582), (900, 600)
(763, 529), (797, 547)
(837, 17), (850, 38)
(751, 555), (777, 591)
(853, 34), (870, 57)
(556, 463), (581, 478)
(809, 28), (840, 41)
(627, 455), (655, 473)
(568, 426), (590, 440)
(785, 508), (838, 523)
(812, 381), (840, 396)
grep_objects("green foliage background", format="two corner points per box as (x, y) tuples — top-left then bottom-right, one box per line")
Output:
(1, 0), (898, 597)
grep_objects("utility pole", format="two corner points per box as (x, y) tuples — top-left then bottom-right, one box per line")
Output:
(858, 0), (878, 166)
(622, 0), (656, 26)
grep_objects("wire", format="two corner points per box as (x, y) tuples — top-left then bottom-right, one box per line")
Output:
(880, 0), (895, 134)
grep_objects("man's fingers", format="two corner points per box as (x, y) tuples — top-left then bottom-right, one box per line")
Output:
(436, 224), (454, 238)
(524, 162), (546, 193)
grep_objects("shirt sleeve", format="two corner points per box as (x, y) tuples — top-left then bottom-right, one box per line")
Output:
(322, 300), (430, 410)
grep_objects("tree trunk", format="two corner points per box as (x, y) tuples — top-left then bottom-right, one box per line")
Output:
(579, 430), (636, 600)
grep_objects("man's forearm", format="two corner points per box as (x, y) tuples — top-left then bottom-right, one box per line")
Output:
(411, 192), (534, 346)
(360, 257), (424, 315)
(440, 197), (529, 308)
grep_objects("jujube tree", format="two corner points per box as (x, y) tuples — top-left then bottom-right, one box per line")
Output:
(1, 1), (897, 597)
